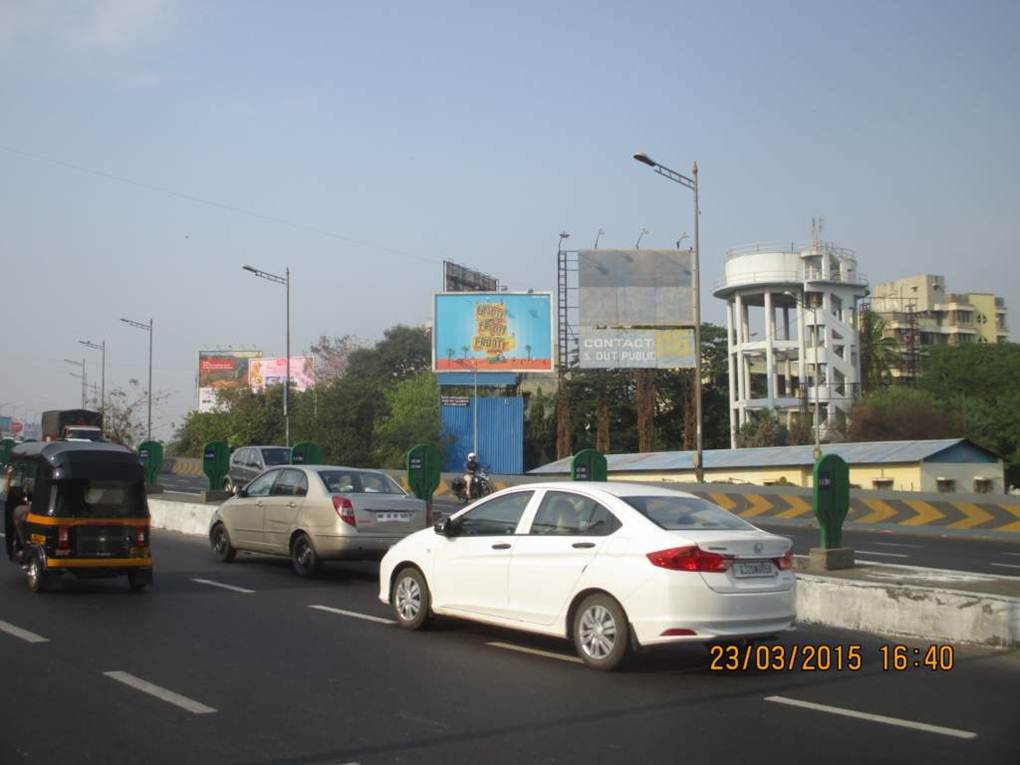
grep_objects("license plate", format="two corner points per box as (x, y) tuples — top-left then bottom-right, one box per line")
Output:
(733, 560), (776, 578)
(376, 512), (411, 523)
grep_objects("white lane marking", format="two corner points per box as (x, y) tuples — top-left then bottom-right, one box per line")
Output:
(873, 542), (923, 548)
(765, 696), (977, 739)
(853, 559), (1020, 581)
(309, 605), (396, 625)
(1002, 552), (1020, 557)
(0, 619), (49, 644)
(990, 563), (1020, 570)
(487, 641), (583, 664)
(854, 550), (910, 558)
(191, 578), (255, 594)
(104, 671), (217, 714)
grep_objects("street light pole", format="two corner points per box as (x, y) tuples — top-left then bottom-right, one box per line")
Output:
(243, 264), (292, 447)
(633, 152), (704, 482)
(121, 317), (154, 441)
(79, 340), (106, 427)
(64, 358), (87, 407)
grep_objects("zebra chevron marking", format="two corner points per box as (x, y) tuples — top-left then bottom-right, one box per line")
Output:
(902, 499), (945, 526)
(856, 498), (899, 525)
(776, 495), (812, 519)
(998, 504), (1020, 533)
(948, 502), (995, 530)
(709, 493), (738, 511)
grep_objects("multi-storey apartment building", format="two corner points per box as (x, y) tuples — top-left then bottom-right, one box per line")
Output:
(869, 274), (1008, 380)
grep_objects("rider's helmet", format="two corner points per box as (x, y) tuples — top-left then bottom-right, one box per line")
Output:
(467, 452), (477, 460)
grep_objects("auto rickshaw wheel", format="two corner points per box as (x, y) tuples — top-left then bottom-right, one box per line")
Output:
(26, 555), (48, 594)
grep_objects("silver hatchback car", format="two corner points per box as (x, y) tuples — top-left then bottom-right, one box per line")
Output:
(209, 465), (427, 576)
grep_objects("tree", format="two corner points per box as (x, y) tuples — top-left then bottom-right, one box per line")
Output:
(735, 412), (789, 448)
(845, 386), (963, 442)
(374, 372), (441, 468)
(92, 380), (171, 448)
(858, 310), (898, 391)
(309, 334), (360, 384)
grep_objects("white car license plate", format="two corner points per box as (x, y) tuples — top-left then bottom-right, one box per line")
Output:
(733, 560), (776, 578)
(376, 512), (411, 523)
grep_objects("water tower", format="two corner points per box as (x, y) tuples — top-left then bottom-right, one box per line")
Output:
(713, 239), (869, 447)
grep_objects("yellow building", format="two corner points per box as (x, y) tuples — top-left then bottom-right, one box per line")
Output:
(870, 275), (1008, 380)
(530, 439), (1006, 494)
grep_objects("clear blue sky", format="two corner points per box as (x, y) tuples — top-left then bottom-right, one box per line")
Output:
(2, 0), (1017, 439)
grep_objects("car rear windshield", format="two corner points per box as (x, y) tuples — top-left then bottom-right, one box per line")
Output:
(51, 480), (147, 518)
(261, 448), (291, 466)
(622, 496), (753, 531)
(317, 470), (406, 495)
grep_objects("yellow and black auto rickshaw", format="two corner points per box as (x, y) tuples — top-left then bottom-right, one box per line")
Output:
(3, 441), (153, 592)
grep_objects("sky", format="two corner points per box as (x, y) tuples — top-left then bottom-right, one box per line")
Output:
(1, 0), (1017, 440)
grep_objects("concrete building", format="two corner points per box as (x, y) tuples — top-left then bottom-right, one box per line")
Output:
(530, 438), (1005, 494)
(713, 240), (869, 447)
(869, 274), (1009, 380)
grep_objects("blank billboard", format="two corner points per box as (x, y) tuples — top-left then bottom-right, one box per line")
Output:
(578, 249), (694, 327)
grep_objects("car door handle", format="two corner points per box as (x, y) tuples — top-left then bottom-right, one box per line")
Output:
(255, 501), (263, 507)
(287, 502), (296, 508)
(572, 542), (596, 549)
(491, 543), (512, 550)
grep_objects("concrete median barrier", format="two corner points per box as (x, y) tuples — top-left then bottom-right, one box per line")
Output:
(149, 496), (217, 537)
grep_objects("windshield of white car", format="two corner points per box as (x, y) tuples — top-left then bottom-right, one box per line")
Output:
(622, 496), (754, 531)
(317, 470), (406, 495)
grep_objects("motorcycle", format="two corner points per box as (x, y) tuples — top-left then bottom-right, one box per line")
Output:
(452, 469), (492, 503)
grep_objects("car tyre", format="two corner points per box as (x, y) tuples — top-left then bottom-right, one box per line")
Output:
(392, 567), (431, 630)
(573, 593), (630, 671)
(211, 523), (237, 563)
(291, 533), (320, 577)
(26, 554), (49, 594)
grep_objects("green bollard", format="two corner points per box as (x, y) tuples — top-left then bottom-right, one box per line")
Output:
(809, 453), (853, 570)
(203, 441), (230, 494)
(138, 440), (164, 489)
(406, 444), (442, 524)
(291, 442), (323, 465)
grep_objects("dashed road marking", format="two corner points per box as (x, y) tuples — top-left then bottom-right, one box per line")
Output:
(0, 619), (49, 644)
(765, 695), (977, 739)
(191, 577), (256, 594)
(104, 671), (217, 714)
(1002, 552), (1020, 557)
(854, 550), (910, 558)
(990, 563), (1020, 570)
(309, 605), (396, 625)
(486, 641), (583, 664)
(873, 542), (923, 548)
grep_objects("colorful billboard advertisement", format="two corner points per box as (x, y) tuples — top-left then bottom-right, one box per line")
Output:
(433, 292), (553, 373)
(198, 350), (262, 413)
(249, 356), (316, 393)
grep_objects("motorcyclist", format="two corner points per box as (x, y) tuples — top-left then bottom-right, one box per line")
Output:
(464, 452), (480, 500)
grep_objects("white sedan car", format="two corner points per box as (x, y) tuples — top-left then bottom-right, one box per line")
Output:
(379, 482), (795, 670)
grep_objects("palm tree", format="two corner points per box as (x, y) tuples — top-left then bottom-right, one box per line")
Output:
(859, 311), (898, 391)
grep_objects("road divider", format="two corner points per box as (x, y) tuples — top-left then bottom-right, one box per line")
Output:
(104, 670), (217, 714)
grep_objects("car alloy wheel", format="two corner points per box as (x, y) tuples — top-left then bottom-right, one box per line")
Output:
(578, 604), (617, 660)
(395, 575), (422, 622)
(291, 533), (319, 577)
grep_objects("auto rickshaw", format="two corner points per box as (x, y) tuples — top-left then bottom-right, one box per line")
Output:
(3, 441), (153, 592)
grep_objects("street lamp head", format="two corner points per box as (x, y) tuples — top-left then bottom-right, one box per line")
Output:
(242, 265), (257, 274)
(559, 231), (570, 240)
(633, 152), (656, 167)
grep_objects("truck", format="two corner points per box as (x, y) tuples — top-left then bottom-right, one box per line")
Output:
(41, 410), (104, 442)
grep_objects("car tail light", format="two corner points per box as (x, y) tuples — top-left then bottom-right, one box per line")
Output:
(774, 549), (794, 570)
(57, 526), (70, 553)
(646, 546), (732, 572)
(135, 527), (148, 547)
(332, 496), (356, 527)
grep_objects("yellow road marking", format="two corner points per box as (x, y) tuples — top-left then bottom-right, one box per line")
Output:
(740, 494), (774, 518)
(901, 499), (945, 527)
(948, 502), (995, 530)
(776, 495), (812, 519)
(997, 504), (1020, 533)
(856, 498), (898, 525)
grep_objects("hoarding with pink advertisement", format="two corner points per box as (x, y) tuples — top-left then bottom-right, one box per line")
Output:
(249, 356), (316, 393)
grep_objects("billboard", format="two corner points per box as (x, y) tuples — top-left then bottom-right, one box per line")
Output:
(443, 260), (498, 292)
(434, 293), (553, 373)
(578, 249), (694, 327)
(198, 350), (262, 413)
(249, 356), (316, 393)
(578, 328), (696, 369)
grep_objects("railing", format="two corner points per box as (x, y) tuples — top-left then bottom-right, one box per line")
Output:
(714, 268), (869, 292)
(726, 240), (856, 262)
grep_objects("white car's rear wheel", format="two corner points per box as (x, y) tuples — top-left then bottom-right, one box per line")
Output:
(573, 593), (630, 670)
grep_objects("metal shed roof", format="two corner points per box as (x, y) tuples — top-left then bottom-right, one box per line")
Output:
(529, 439), (996, 475)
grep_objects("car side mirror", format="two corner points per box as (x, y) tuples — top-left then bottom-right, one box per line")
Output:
(237, 487), (248, 498)
(434, 517), (455, 536)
